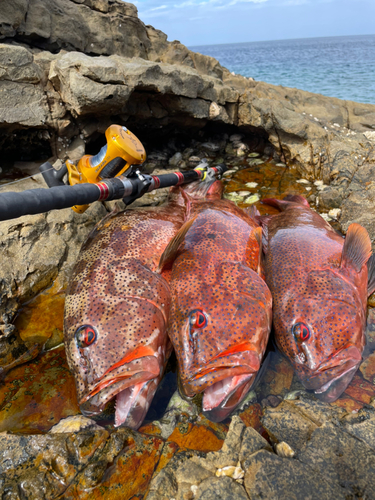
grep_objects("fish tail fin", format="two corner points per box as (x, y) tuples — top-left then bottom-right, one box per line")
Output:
(367, 253), (375, 296)
(261, 194), (310, 212)
(340, 223), (372, 274)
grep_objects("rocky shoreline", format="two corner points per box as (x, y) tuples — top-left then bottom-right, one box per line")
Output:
(1, 0), (375, 498)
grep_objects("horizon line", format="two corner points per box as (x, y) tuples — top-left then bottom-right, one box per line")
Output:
(188, 32), (375, 49)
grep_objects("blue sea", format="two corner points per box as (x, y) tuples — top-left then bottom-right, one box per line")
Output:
(190, 34), (375, 104)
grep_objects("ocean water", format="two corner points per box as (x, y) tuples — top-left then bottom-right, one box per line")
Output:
(191, 34), (375, 104)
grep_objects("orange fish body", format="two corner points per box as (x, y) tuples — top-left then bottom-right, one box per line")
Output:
(163, 181), (272, 422)
(262, 195), (373, 402)
(64, 187), (189, 429)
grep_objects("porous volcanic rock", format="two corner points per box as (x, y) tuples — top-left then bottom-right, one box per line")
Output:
(147, 397), (375, 500)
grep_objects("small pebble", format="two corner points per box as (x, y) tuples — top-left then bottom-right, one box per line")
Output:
(320, 213), (332, 222)
(314, 180), (323, 186)
(191, 485), (198, 496)
(305, 187), (311, 191)
(244, 193), (260, 204)
(223, 169), (236, 177)
(328, 208), (341, 219)
(245, 182), (258, 188)
(237, 191), (251, 197)
(276, 442), (295, 458)
(248, 158), (264, 166)
(49, 415), (102, 433)
(216, 463), (244, 480)
(230, 134), (243, 142)
(276, 162), (286, 167)
(248, 152), (260, 158)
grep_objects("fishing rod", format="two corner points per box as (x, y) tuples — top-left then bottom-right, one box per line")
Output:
(0, 125), (227, 222)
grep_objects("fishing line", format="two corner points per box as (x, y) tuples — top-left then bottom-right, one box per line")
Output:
(0, 167), (57, 188)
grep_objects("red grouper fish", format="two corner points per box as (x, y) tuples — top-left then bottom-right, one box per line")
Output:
(64, 186), (192, 430)
(261, 194), (375, 402)
(158, 180), (272, 422)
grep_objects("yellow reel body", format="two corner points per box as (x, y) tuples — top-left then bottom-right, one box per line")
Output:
(65, 125), (146, 213)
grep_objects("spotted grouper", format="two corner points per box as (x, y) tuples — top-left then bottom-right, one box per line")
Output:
(261, 194), (375, 402)
(64, 187), (191, 430)
(159, 181), (272, 422)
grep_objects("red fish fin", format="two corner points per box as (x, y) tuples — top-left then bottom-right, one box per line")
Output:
(244, 205), (261, 220)
(257, 215), (272, 254)
(340, 223), (372, 273)
(367, 254), (375, 296)
(261, 195), (310, 212)
(156, 216), (197, 273)
(253, 226), (263, 275)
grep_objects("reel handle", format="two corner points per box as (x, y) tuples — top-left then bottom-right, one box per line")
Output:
(39, 162), (68, 188)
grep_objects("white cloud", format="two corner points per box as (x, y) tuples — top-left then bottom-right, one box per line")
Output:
(150, 4), (168, 10)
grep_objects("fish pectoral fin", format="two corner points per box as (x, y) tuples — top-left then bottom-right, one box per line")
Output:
(340, 223), (372, 274)
(156, 216), (197, 273)
(367, 254), (375, 296)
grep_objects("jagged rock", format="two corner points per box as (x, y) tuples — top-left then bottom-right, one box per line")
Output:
(195, 476), (249, 500)
(206, 416), (245, 468)
(298, 422), (375, 499)
(239, 426), (273, 470)
(261, 400), (318, 451)
(244, 449), (346, 500)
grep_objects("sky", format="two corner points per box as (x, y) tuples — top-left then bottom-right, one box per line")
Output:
(134, 0), (375, 47)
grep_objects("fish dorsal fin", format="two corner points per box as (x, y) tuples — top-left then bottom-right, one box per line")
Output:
(156, 216), (197, 273)
(283, 194), (310, 206)
(261, 195), (309, 212)
(340, 223), (372, 273)
(253, 226), (263, 275)
(367, 253), (375, 296)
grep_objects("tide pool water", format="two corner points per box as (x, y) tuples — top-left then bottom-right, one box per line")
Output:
(191, 34), (375, 104)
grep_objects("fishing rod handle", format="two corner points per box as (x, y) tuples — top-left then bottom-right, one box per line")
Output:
(0, 177), (133, 222)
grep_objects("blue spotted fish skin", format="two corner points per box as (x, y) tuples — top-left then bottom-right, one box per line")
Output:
(166, 182), (272, 420)
(262, 195), (372, 402)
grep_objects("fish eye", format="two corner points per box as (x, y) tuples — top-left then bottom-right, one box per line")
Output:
(75, 325), (97, 348)
(292, 322), (311, 342)
(189, 309), (207, 329)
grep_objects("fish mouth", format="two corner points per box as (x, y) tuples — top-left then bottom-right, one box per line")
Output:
(180, 348), (260, 422)
(297, 345), (362, 402)
(79, 355), (161, 429)
(202, 372), (255, 422)
(183, 348), (260, 395)
(313, 364), (359, 403)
